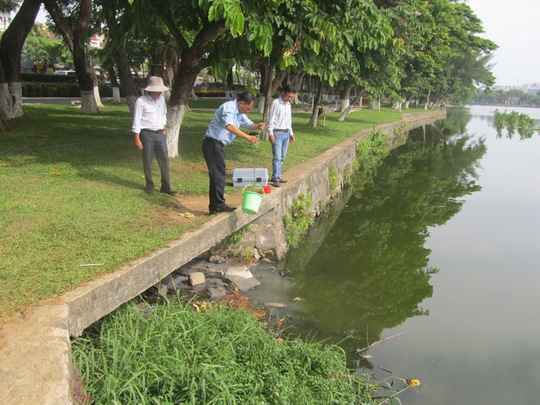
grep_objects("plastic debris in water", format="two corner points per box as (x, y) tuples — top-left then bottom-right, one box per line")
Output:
(406, 378), (421, 387)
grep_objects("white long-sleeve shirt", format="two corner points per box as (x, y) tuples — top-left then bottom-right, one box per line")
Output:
(131, 93), (167, 133)
(267, 96), (293, 135)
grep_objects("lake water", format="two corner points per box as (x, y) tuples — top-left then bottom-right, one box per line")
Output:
(248, 105), (540, 404)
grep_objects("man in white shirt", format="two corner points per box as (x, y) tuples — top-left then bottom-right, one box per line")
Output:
(132, 76), (177, 195)
(267, 85), (297, 187)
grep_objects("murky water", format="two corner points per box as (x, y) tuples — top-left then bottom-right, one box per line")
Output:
(247, 105), (540, 404)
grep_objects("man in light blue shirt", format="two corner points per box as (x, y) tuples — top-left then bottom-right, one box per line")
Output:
(203, 92), (265, 214)
(267, 85), (296, 187)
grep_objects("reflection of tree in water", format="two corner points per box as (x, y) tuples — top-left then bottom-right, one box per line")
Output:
(284, 113), (486, 365)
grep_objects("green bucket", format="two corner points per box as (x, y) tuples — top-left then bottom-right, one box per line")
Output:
(242, 183), (265, 214)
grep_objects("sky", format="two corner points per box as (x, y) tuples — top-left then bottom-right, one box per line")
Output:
(467, 0), (540, 86)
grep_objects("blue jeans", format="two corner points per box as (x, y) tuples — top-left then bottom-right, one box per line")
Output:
(272, 130), (290, 181)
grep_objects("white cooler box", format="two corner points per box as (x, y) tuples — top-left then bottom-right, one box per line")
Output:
(233, 168), (269, 187)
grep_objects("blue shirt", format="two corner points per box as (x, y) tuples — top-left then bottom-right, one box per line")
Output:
(205, 99), (254, 146)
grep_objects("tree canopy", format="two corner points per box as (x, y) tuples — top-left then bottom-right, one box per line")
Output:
(2, 0), (497, 154)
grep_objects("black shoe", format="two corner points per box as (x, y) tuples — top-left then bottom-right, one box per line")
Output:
(279, 179), (288, 183)
(209, 205), (237, 214)
(145, 188), (154, 194)
(273, 180), (280, 187)
(160, 189), (178, 196)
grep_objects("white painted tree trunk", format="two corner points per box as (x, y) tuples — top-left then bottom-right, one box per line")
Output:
(293, 93), (301, 105)
(80, 91), (100, 114)
(93, 86), (104, 108)
(190, 89), (198, 100)
(257, 95), (265, 113)
(404, 100), (410, 109)
(166, 103), (189, 158)
(1, 82), (23, 119)
(424, 90), (430, 110)
(0, 83), (12, 120)
(369, 99), (380, 110)
(339, 98), (350, 112)
(112, 87), (121, 103)
(337, 105), (352, 122)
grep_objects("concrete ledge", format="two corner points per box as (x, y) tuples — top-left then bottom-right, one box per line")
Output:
(0, 109), (445, 405)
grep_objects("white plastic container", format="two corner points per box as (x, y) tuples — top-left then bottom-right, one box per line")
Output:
(233, 168), (269, 187)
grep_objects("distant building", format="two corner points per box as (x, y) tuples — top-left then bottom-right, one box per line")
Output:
(89, 34), (105, 49)
(0, 12), (11, 31)
(492, 85), (520, 92)
(521, 83), (540, 95)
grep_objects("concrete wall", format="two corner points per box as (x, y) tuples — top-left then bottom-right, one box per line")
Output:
(66, 109), (446, 336)
(233, 110), (447, 260)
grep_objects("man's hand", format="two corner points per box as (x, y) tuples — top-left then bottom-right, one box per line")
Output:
(269, 135), (275, 144)
(256, 122), (265, 130)
(290, 134), (296, 144)
(135, 134), (143, 150)
(248, 135), (259, 145)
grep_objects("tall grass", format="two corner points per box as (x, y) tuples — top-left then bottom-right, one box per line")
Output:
(0, 101), (413, 317)
(72, 298), (377, 404)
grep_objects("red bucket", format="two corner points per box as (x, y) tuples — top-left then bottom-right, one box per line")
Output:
(262, 185), (272, 194)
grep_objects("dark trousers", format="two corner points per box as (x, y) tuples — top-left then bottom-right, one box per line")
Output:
(140, 129), (171, 192)
(202, 137), (226, 210)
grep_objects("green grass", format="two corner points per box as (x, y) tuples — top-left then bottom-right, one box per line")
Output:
(0, 101), (416, 317)
(72, 298), (377, 404)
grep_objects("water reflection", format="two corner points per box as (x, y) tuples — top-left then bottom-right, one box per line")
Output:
(284, 110), (487, 366)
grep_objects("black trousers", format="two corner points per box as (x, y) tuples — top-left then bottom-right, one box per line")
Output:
(140, 129), (171, 192)
(202, 137), (227, 210)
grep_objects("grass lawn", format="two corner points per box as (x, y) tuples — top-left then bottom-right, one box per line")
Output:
(0, 99), (418, 318)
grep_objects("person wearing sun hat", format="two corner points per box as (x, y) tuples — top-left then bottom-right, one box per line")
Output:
(132, 76), (177, 195)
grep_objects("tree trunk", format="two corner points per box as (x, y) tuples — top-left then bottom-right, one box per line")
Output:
(80, 90), (99, 114)
(308, 81), (324, 128)
(167, 62), (202, 158)
(337, 105), (352, 122)
(43, 0), (100, 114)
(424, 90), (431, 110)
(260, 64), (273, 138)
(146, 10), (228, 156)
(258, 62), (269, 113)
(260, 64), (286, 140)
(0, 0), (41, 119)
(112, 87), (121, 102)
(337, 92), (362, 122)
(103, 0), (139, 113)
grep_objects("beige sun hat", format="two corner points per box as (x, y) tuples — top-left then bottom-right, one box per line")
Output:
(144, 76), (169, 92)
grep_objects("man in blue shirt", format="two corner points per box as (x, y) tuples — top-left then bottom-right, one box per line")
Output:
(203, 92), (265, 214)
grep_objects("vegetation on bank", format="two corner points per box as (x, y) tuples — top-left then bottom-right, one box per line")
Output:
(72, 298), (380, 404)
(493, 109), (540, 139)
(0, 100), (421, 318)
